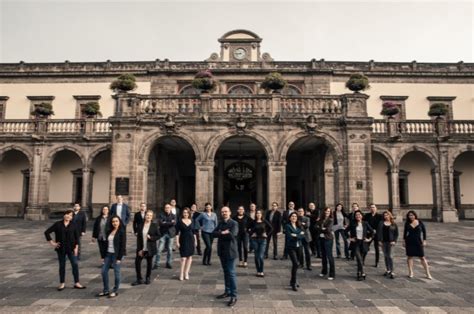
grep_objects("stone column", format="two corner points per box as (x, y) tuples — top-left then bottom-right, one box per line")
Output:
(267, 161), (286, 210)
(256, 154), (263, 208)
(25, 144), (49, 220)
(217, 155), (224, 207)
(81, 167), (92, 217)
(195, 161), (214, 209)
(438, 146), (458, 222)
(388, 168), (402, 222)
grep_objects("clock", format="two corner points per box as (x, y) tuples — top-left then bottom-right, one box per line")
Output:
(233, 48), (247, 60)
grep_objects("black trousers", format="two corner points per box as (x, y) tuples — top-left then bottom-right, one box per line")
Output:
(265, 232), (278, 258)
(299, 238), (312, 268)
(310, 229), (321, 257)
(320, 238), (335, 277)
(135, 251), (153, 280)
(288, 246), (302, 285)
(97, 239), (107, 259)
(363, 237), (380, 265)
(354, 240), (365, 274)
(237, 233), (248, 262)
(201, 232), (214, 264)
(57, 250), (79, 284)
(194, 230), (202, 255)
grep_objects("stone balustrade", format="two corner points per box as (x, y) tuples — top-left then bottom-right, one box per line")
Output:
(0, 119), (111, 136)
(372, 119), (474, 137)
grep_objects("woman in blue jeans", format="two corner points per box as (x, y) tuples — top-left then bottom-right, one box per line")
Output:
(332, 203), (349, 259)
(248, 209), (273, 277)
(316, 207), (335, 280)
(196, 202), (218, 266)
(98, 215), (126, 298)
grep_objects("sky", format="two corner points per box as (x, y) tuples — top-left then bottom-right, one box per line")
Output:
(0, 0), (473, 63)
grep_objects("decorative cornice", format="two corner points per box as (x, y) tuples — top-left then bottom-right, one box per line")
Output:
(380, 95), (409, 101)
(26, 96), (55, 101)
(73, 95), (102, 101)
(427, 96), (457, 102)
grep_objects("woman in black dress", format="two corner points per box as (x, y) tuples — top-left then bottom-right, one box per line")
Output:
(44, 209), (86, 291)
(176, 207), (196, 281)
(403, 210), (432, 279)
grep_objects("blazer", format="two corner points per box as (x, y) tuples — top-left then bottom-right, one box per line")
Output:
(333, 209), (349, 226)
(110, 203), (131, 225)
(285, 223), (305, 249)
(44, 220), (79, 254)
(92, 214), (110, 240)
(364, 212), (383, 230)
(213, 218), (239, 259)
(347, 221), (374, 253)
(248, 219), (273, 239)
(281, 209), (295, 233)
(265, 210), (282, 234)
(158, 212), (177, 238)
(298, 215), (312, 242)
(136, 222), (161, 256)
(106, 228), (127, 260)
(316, 218), (334, 240)
(233, 214), (250, 236)
(377, 221), (399, 243)
(72, 210), (87, 234)
(133, 211), (146, 234)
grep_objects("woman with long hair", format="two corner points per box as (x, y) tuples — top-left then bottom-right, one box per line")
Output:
(286, 212), (305, 291)
(98, 215), (126, 298)
(196, 202), (218, 266)
(233, 205), (250, 268)
(332, 203), (349, 259)
(317, 207), (335, 280)
(248, 209), (273, 277)
(348, 210), (373, 281)
(377, 210), (398, 279)
(176, 207), (197, 280)
(403, 210), (431, 279)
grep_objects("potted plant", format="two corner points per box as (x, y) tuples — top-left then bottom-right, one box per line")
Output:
(345, 73), (370, 93)
(110, 73), (137, 93)
(428, 103), (448, 117)
(261, 72), (287, 92)
(82, 101), (101, 118)
(380, 102), (400, 117)
(32, 102), (54, 118)
(192, 69), (216, 93)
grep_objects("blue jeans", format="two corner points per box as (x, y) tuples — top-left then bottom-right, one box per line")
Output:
(102, 253), (121, 293)
(219, 257), (237, 298)
(201, 232), (214, 265)
(319, 238), (335, 278)
(155, 234), (174, 266)
(334, 229), (349, 258)
(56, 251), (79, 284)
(252, 238), (267, 273)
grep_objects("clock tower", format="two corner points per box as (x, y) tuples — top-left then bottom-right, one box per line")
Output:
(206, 29), (272, 62)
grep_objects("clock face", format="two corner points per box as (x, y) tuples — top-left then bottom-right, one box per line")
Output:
(233, 48), (247, 60)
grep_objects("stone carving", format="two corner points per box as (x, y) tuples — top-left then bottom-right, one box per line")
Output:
(162, 114), (177, 134)
(303, 115), (320, 134)
(235, 114), (247, 135)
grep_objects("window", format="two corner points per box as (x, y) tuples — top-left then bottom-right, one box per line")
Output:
(228, 85), (253, 95)
(427, 96), (455, 120)
(179, 85), (200, 95)
(282, 85), (302, 95)
(27, 96), (55, 119)
(380, 95), (408, 120)
(399, 169), (410, 206)
(0, 96), (8, 120)
(73, 95), (102, 118)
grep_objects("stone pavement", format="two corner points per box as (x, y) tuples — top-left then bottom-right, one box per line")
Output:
(0, 218), (473, 313)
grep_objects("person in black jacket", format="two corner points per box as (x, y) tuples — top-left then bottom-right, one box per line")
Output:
(44, 209), (86, 291)
(133, 202), (147, 235)
(377, 210), (398, 279)
(308, 202), (321, 258)
(214, 206), (239, 307)
(132, 210), (160, 286)
(316, 207), (335, 280)
(363, 204), (383, 267)
(333, 203), (349, 259)
(72, 203), (87, 260)
(98, 215), (126, 298)
(264, 202), (282, 260)
(348, 210), (374, 280)
(92, 206), (110, 262)
(154, 203), (176, 269)
(281, 201), (296, 260)
(233, 205), (250, 268)
(110, 195), (131, 226)
(190, 203), (202, 256)
(248, 209), (273, 277)
(297, 208), (312, 271)
(286, 212), (305, 291)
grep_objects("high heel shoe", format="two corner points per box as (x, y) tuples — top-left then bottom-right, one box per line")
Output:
(361, 273), (366, 280)
(357, 272), (362, 281)
(291, 284), (298, 292)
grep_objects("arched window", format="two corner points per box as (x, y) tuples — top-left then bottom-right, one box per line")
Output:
(179, 85), (200, 95)
(228, 85), (253, 95)
(282, 85), (302, 95)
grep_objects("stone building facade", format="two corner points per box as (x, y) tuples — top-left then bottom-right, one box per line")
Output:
(0, 30), (473, 222)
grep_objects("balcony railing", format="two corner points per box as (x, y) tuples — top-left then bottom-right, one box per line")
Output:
(372, 119), (474, 137)
(0, 119), (111, 136)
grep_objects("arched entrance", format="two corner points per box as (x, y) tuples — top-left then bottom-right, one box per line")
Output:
(90, 149), (111, 216)
(147, 136), (196, 211)
(285, 136), (334, 209)
(372, 151), (391, 208)
(214, 136), (268, 211)
(453, 151), (474, 219)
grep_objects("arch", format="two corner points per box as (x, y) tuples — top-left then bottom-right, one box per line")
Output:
(205, 130), (275, 162)
(450, 146), (474, 167)
(45, 146), (86, 169)
(0, 145), (33, 166)
(179, 85), (200, 95)
(395, 146), (438, 169)
(371, 145), (395, 170)
(138, 131), (203, 163)
(277, 130), (343, 163)
(282, 85), (302, 95)
(228, 85), (253, 95)
(219, 29), (262, 41)
(87, 144), (112, 166)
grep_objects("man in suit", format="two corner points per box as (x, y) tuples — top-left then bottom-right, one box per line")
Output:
(133, 202), (147, 236)
(154, 203), (176, 269)
(170, 199), (180, 219)
(308, 202), (321, 258)
(363, 204), (383, 267)
(72, 203), (87, 260)
(264, 202), (282, 260)
(297, 207), (312, 270)
(214, 206), (239, 307)
(281, 201), (296, 260)
(110, 195), (131, 226)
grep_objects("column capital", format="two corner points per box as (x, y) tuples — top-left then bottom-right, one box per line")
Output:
(267, 161), (286, 167)
(195, 160), (215, 168)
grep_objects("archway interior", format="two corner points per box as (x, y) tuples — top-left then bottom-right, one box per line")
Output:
(91, 149), (111, 216)
(453, 151), (474, 219)
(147, 136), (196, 212)
(0, 150), (30, 216)
(214, 136), (267, 211)
(372, 151), (390, 207)
(286, 137), (328, 209)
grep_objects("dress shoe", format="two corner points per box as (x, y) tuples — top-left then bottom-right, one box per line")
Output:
(216, 292), (229, 299)
(165, 263), (172, 269)
(227, 297), (237, 307)
(73, 284), (86, 289)
(57, 284), (65, 291)
(389, 273), (395, 279)
(273, 256), (278, 260)
(306, 267), (312, 271)
(145, 278), (151, 284)
(131, 280), (143, 286)
(291, 284), (298, 291)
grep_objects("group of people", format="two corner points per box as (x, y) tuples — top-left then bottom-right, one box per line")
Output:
(44, 196), (432, 307)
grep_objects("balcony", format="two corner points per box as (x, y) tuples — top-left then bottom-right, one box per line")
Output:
(0, 119), (111, 137)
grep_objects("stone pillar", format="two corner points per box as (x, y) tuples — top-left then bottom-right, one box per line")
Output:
(25, 144), (49, 220)
(217, 155), (224, 207)
(271, 92), (281, 118)
(324, 153), (335, 209)
(256, 154), (263, 208)
(81, 167), (92, 217)
(438, 147), (458, 222)
(388, 168), (402, 222)
(195, 161), (214, 209)
(267, 161), (286, 211)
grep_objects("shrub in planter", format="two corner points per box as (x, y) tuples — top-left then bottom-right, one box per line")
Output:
(110, 73), (137, 93)
(32, 102), (54, 117)
(82, 102), (101, 117)
(192, 69), (216, 92)
(380, 102), (400, 117)
(428, 103), (449, 117)
(261, 72), (287, 91)
(345, 73), (370, 92)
